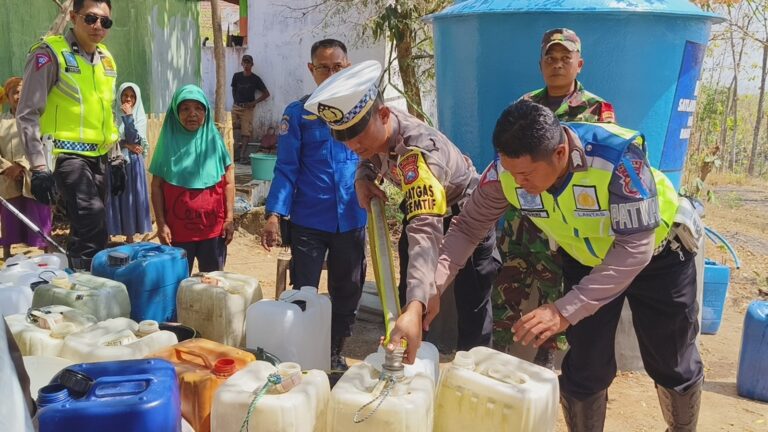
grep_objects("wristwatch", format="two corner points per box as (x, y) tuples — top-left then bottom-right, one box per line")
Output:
(265, 212), (281, 221)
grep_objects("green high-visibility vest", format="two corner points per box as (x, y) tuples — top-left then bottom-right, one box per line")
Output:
(499, 122), (679, 267)
(36, 35), (118, 157)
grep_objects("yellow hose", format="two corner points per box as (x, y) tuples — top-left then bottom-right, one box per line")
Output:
(367, 197), (401, 344)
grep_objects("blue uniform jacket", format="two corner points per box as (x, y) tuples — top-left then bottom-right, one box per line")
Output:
(265, 98), (367, 233)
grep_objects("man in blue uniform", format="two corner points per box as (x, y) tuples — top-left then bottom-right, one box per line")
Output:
(262, 39), (366, 371)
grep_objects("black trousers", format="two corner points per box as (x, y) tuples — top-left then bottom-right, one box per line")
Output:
(54, 154), (107, 263)
(398, 213), (501, 351)
(174, 236), (227, 273)
(289, 223), (367, 339)
(559, 242), (704, 399)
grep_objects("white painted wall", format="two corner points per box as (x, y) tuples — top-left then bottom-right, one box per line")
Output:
(201, 46), (248, 113)
(149, 5), (201, 114)
(245, 0), (387, 136)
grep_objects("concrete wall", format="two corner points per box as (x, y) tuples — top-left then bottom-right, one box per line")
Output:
(201, 46), (247, 117)
(243, 0), (387, 137)
(0, 0), (200, 114)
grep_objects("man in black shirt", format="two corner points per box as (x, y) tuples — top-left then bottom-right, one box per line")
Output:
(231, 54), (270, 162)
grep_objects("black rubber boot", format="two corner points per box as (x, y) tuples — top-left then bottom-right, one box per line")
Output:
(656, 380), (702, 432)
(331, 335), (349, 372)
(533, 347), (556, 370)
(560, 390), (608, 432)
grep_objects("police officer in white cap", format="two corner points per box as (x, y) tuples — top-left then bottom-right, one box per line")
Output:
(305, 60), (501, 363)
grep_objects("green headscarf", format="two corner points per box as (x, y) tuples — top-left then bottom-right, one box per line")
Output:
(149, 85), (232, 189)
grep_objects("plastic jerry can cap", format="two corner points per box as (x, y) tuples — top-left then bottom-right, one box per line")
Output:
(138, 320), (160, 336)
(213, 358), (237, 377)
(107, 251), (130, 267)
(57, 369), (95, 397)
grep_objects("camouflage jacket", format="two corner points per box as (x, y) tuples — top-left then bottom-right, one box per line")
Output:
(522, 80), (615, 123)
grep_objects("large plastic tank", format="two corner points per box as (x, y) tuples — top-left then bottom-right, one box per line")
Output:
(328, 360), (435, 431)
(148, 338), (257, 432)
(91, 243), (189, 322)
(428, 0), (722, 188)
(246, 286), (332, 370)
(36, 359), (181, 432)
(737, 301), (768, 402)
(212, 361), (330, 432)
(6, 305), (98, 357)
(59, 318), (178, 362)
(434, 346), (559, 432)
(177, 271), (263, 347)
(31, 273), (131, 321)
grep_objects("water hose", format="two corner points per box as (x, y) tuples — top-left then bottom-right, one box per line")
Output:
(704, 226), (741, 269)
(366, 197), (401, 344)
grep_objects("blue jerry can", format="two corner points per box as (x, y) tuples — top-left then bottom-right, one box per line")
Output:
(701, 259), (731, 335)
(92, 243), (189, 322)
(737, 301), (768, 402)
(35, 358), (181, 432)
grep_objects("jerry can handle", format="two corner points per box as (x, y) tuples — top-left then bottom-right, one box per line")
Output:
(88, 375), (155, 399)
(174, 347), (214, 369)
(134, 244), (168, 260)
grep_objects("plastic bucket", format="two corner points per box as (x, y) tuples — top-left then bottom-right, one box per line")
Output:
(250, 154), (277, 181)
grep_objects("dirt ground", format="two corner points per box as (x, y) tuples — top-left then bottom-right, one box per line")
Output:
(5, 173), (767, 430)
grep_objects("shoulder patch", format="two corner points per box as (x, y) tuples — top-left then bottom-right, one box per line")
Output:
(479, 161), (499, 186)
(398, 150), (447, 220)
(279, 115), (290, 135)
(35, 53), (52, 71)
(615, 159), (645, 198)
(599, 102), (616, 123)
(398, 152), (420, 185)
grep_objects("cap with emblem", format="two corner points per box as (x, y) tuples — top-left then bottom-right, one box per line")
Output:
(541, 28), (581, 56)
(304, 60), (383, 141)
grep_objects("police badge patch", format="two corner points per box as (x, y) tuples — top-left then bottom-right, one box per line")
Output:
(35, 53), (52, 71)
(62, 51), (80, 73)
(397, 153), (420, 185)
(317, 103), (344, 124)
(279, 115), (290, 135)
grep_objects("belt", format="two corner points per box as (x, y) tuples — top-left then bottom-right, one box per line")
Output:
(53, 139), (99, 153)
(234, 102), (256, 108)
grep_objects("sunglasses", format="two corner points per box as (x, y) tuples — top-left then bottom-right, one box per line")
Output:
(79, 13), (113, 29)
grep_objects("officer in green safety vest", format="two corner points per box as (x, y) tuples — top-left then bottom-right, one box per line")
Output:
(393, 100), (703, 431)
(493, 28), (617, 368)
(16, 0), (124, 270)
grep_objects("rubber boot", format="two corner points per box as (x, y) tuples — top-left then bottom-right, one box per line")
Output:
(69, 257), (92, 272)
(560, 390), (607, 432)
(533, 347), (556, 370)
(331, 335), (349, 372)
(655, 380), (702, 432)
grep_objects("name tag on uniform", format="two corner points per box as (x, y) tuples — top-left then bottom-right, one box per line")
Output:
(573, 185), (608, 217)
(101, 56), (116, 77)
(516, 188), (549, 218)
(62, 51), (80, 74)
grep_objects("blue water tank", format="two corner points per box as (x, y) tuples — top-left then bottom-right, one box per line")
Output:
(428, 0), (722, 188)
(92, 243), (189, 322)
(737, 301), (768, 402)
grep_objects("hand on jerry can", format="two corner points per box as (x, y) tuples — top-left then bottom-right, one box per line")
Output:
(354, 178), (386, 211)
(386, 301), (423, 364)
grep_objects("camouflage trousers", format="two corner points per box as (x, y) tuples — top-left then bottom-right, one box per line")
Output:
(492, 207), (566, 352)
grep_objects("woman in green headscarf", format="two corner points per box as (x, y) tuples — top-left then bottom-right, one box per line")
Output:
(149, 85), (234, 272)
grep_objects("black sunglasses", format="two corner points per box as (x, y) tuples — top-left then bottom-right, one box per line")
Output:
(79, 13), (113, 29)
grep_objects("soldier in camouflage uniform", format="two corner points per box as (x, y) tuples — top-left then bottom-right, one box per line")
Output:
(493, 28), (616, 366)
